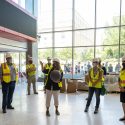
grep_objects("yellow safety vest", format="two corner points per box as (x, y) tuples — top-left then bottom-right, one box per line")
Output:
(46, 67), (63, 87)
(119, 69), (125, 87)
(1, 63), (18, 83)
(89, 68), (102, 88)
(26, 64), (36, 77)
(44, 63), (52, 76)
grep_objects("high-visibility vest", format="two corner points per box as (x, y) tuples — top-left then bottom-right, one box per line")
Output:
(89, 67), (102, 88)
(45, 67), (63, 87)
(119, 69), (125, 87)
(26, 64), (36, 76)
(44, 63), (52, 76)
(1, 63), (18, 83)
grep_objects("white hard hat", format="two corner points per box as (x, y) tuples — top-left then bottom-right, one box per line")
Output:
(98, 58), (101, 62)
(47, 57), (51, 60)
(92, 58), (99, 62)
(122, 56), (125, 62)
(5, 53), (12, 59)
(53, 58), (60, 63)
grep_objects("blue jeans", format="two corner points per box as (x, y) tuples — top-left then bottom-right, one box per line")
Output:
(86, 87), (101, 109)
(2, 81), (16, 110)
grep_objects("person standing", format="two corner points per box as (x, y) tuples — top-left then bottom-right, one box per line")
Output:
(26, 57), (38, 95)
(84, 58), (103, 114)
(119, 56), (125, 121)
(0, 53), (18, 113)
(40, 57), (52, 93)
(42, 58), (63, 116)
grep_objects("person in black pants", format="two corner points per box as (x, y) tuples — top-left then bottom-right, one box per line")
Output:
(84, 58), (103, 114)
(0, 53), (18, 113)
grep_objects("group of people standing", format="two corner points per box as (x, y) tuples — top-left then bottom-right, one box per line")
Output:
(0, 53), (125, 122)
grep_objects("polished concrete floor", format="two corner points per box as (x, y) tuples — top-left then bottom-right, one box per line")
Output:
(0, 83), (125, 125)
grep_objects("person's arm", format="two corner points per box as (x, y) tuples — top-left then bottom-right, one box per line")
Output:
(40, 61), (44, 71)
(0, 65), (2, 82)
(93, 69), (102, 86)
(88, 69), (93, 84)
(118, 77), (125, 92)
(60, 70), (63, 82)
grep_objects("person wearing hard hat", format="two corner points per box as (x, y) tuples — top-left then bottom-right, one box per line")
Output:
(42, 58), (63, 117)
(26, 57), (38, 95)
(0, 53), (18, 113)
(84, 58), (103, 114)
(40, 57), (52, 93)
(119, 56), (125, 121)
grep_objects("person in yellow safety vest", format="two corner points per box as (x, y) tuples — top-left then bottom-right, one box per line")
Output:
(85, 58), (106, 101)
(0, 53), (18, 113)
(40, 57), (52, 93)
(84, 58), (103, 114)
(26, 57), (38, 95)
(119, 56), (125, 121)
(42, 58), (63, 117)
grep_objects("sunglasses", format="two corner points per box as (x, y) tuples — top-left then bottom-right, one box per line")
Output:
(93, 62), (98, 63)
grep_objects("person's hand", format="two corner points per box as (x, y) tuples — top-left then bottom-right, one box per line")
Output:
(40, 61), (43, 65)
(120, 87), (125, 92)
(92, 82), (96, 87)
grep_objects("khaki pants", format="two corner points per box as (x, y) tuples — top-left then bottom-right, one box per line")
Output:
(27, 75), (37, 94)
(46, 89), (59, 107)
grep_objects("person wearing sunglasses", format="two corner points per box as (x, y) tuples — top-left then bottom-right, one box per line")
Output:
(84, 58), (103, 114)
(119, 56), (125, 121)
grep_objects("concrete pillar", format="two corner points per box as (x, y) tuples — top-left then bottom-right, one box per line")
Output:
(26, 42), (38, 77)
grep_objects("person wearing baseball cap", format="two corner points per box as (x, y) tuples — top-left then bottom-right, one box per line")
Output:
(119, 55), (125, 121)
(0, 53), (18, 113)
(84, 58), (103, 114)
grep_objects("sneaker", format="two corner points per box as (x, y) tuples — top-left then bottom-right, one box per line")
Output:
(84, 107), (88, 112)
(7, 105), (14, 109)
(46, 111), (50, 117)
(119, 117), (125, 121)
(94, 108), (98, 114)
(34, 92), (38, 94)
(55, 110), (60, 115)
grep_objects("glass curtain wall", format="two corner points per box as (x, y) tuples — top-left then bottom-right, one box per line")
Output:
(38, 0), (125, 79)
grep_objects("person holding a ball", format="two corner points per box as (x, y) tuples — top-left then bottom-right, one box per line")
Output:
(42, 58), (63, 116)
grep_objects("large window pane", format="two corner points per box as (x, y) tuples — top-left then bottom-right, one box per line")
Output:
(54, 48), (73, 78)
(97, 0), (120, 27)
(19, 0), (25, 9)
(55, 32), (72, 47)
(38, 49), (52, 77)
(75, 30), (94, 46)
(20, 52), (26, 72)
(38, 33), (52, 48)
(96, 28), (119, 45)
(25, 0), (33, 14)
(121, 27), (125, 44)
(75, 0), (95, 29)
(120, 45), (125, 58)
(74, 47), (94, 78)
(38, 0), (52, 32)
(55, 0), (72, 31)
(96, 46), (119, 73)
(121, 0), (125, 25)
